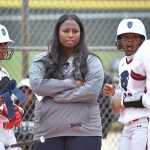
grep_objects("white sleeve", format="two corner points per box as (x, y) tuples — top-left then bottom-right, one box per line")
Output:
(142, 93), (150, 109)
(111, 89), (122, 100)
(127, 40), (150, 108)
(0, 67), (9, 80)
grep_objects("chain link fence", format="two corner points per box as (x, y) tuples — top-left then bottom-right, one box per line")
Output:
(1, 0), (150, 150)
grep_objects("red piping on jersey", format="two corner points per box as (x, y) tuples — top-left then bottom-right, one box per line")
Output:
(131, 70), (146, 80)
(126, 58), (133, 64)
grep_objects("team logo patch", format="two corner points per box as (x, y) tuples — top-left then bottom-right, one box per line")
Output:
(1, 28), (6, 36)
(70, 122), (82, 131)
(120, 70), (129, 91)
(127, 21), (133, 28)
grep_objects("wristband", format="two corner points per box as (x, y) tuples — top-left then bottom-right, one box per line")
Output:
(123, 95), (144, 108)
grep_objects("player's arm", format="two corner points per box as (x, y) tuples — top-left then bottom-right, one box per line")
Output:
(103, 84), (123, 112)
(122, 70), (146, 108)
(121, 93), (150, 109)
(103, 84), (115, 97)
(103, 84), (122, 99)
(121, 41), (149, 109)
(53, 56), (104, 103)
(121, 70), (145, 108)
(103, 57), (123, 100)
(122, 95), (144, 108)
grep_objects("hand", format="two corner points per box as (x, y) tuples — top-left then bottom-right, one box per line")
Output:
(75, 80), (83, 87)
(103, 84), (115, 97)
(14, 106), (24, 127)
(0, 96), (4, 106)
(111, 99), (123, 113)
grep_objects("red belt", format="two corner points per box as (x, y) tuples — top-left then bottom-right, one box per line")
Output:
(127, 119), (139, 124)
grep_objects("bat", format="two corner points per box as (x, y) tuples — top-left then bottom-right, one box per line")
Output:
(5, 136), (45, 149)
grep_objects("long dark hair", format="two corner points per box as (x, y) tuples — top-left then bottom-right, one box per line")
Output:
(41, 14), (92, 80)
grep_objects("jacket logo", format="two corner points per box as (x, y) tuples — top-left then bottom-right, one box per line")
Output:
(70, 122), (82, 131)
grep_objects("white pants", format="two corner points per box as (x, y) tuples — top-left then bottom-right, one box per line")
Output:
(0, 128), (19, 150)
(148, 119), (150, 150)
(118, 118), (149, 150)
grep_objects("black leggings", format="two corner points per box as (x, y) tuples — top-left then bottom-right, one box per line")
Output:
(34, 136), (101, 150)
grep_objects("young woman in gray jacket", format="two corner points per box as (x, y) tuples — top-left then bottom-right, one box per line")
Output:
(29, 14), (104, 150)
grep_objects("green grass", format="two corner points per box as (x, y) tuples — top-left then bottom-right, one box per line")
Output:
(94, 50), (123, 70)
(0, 50), (124, 83)
(1, 51), (42, 83)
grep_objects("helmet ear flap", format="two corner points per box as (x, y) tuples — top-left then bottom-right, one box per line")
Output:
(116, 41), (119, 49)
(140, 35), (145, 44)
(116, 35), (122, 50)
(116, 40), (122, 50)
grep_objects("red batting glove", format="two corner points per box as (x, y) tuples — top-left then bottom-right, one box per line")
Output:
(0, 119), (15, 129)
(0, 104), (24, 128)
(14, 106), (24, 127)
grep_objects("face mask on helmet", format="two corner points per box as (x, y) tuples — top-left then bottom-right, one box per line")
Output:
(0, 47), (14, 60)
(116, 19), (147, 49)
(0, 24), (14, 60)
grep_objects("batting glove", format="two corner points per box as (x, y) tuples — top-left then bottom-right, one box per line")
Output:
(0, 118), (15, 129)
(14, 105), (24, 127)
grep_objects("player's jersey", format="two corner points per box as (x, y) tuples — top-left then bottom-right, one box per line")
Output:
(117, 55), (149, 124)
(0, 66), (10, 122)
(128, 40), (150, 109)
(0, 67), (9, 80)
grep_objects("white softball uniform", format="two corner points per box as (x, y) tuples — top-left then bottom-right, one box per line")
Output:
(128, 40), (150, 109)
(127, 40), (150, 150)
(0, 67), (18, 150)
(112, 55), (149, 150)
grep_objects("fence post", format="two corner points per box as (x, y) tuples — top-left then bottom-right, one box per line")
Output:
(21, 0), (29, 78)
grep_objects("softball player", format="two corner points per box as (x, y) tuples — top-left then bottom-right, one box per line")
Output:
(123, 39), (150, 149)
(123, 40), (150, 109)
(0, 24), (24, 150)
(103, 19), (149, 150)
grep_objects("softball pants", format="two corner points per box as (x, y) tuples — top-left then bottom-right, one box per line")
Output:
(0, 129), (18, 150)
(118, 118), (149, 150)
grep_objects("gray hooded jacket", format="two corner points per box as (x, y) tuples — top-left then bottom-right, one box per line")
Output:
(29, 52), (104, 139)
